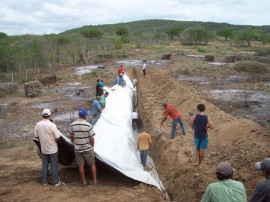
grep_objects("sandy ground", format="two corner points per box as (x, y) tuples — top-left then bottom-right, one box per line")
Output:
(0, 47), (270, 201)
(134, 66), (270, 201)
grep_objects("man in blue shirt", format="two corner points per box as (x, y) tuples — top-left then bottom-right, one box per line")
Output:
(92, 96), (102, 118)
(250, 158), (270, 202)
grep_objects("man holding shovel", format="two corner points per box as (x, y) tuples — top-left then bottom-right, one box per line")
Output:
(160, 102), (186, 139)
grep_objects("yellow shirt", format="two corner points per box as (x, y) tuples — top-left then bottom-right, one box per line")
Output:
(137, 132), (152, 150)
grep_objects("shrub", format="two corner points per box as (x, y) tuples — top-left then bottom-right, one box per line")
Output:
(255, 48), (270, 57)
(0, 32), (8, 39)
(81, 29), (103, 39)
(180, 27), (213, 45)
(197, 47), (206, 53)
(234, 61), (269, 74)
(57, 36), (71, 45)
(166, 27), (184, 40)
(116, 27), (129, 36)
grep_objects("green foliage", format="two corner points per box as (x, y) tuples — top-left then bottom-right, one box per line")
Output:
(180, 28), (213, 45)
(57, 36), (71, 44)
(0, 32), (8, 39)
(197, 47), (206, 53)
(237, 27), (257, 46)
(114, 37), (122, 49)
(91, 70), (97, 77)
(0, 39), (16, 72)
(216, 27), (235, 40)
(116, 27), (129, 36)
(81, 29), (103, 39)
(166, 27), (184, 40)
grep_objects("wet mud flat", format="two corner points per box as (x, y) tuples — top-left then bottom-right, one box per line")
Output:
(178, 74), (270, 129)
(0, 82), (95, 139)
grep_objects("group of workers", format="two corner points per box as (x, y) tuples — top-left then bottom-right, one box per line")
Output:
(33, 63), (269, 201)
(137, 101), (270, 201)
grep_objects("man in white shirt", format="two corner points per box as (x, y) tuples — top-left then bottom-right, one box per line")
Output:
(142, 61), (147, 76)
(34, 109), (62, 186)
(132, 110), (139, 130)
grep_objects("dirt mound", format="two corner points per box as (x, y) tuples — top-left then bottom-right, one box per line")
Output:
(134, 67), (270, 201)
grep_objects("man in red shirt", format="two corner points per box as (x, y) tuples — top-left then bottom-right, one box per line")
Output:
(160, 103), (186, 139)
(118, 65), (125, 75)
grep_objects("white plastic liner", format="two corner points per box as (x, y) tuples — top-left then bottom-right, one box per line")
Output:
(94, 74), (164, 192)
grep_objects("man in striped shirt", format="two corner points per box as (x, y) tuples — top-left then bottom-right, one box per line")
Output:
(69, 108), (97, 186)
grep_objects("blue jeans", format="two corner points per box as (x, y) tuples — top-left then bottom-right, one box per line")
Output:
(42, 152), (60, 185)
(140, 150), (148, 166)
(171, 117), (186, 139)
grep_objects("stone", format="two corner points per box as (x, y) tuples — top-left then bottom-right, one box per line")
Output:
(24, 81), (43, 98)
(205, 55), (215, 61)
(161, 53), (172, 60)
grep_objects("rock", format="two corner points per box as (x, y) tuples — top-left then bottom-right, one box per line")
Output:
(161, 53), (172, 60)
(24, 81), (43, 98)
(97, 65), (105, 69)
(205, 55), (215, 61)
(0, 82), (19, 96)
(38, 75), (57, 86)
(224, 56), (241, 63)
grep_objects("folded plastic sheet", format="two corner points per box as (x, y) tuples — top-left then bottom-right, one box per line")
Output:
(94, 74), (163, 191)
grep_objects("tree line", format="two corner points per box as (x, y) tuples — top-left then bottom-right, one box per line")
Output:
(0, 20), (270, 82)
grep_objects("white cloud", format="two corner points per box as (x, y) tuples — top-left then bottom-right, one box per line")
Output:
(0, 0), (269, 35)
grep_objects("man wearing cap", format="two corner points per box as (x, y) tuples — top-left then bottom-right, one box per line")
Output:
(201, 162), (246, 202)
(69, 109), (97, 186)
(160, 103), (186, 139)
(34, 109), (62, 186)
(250, 158), (270, 202)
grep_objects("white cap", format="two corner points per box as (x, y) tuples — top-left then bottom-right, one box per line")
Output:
(42, 109), (51, 117)
(255, 158), (270, 170)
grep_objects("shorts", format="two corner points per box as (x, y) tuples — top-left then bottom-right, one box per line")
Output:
(194, 137), (208, 150)
(75, 149), (95, 166)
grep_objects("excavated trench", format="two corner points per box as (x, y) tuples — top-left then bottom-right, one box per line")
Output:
(131, 67), (270, 201)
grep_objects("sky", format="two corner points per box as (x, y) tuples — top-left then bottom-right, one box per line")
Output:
(0, 0), (269, 36)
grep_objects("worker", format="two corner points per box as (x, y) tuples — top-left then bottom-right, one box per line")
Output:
(137, 131), (152, 171)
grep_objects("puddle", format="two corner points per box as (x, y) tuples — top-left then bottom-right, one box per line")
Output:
(74, 65), (102, 76)
(178, 75), (209, 82)
(49, 84), (91, 100)
(223, 75), (248, 82)
(206, 89), (270, 127)
(207, 89), (270, 102)
(184, 54), (205, 58)
(67, 82), (82, 86)
(0, 103), (9, 107)
(30, 102), (52, 109)
(208, 62), (227, 66)
(117, 60), (166, 66)
(53, 112), (79, 122)
(53, 111), (94, 133)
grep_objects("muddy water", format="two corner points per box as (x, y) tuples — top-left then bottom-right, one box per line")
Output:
(178, 74), (270, 128)
(117, 59), (166, 66)
(74, 65), (102, 75)
(0, 82), (95, 138)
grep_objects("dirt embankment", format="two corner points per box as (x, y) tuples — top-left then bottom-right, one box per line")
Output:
(134, 67), (270, 201)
